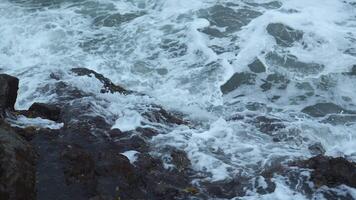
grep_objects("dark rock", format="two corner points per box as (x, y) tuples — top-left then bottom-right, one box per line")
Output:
(302, 103), (355, 117)
(171, 149), (191, 171)
(266, 23), (303, 47)
(351, 65), (356, 75)
(60, 144), (96, 185)
(114, 135), (149, 153)
(28, 102), (61, 121)
(220, 72), (257, 94)
(308, 143), (326, 156)
(0, 74), (19, 116)
(199, 5), (261, 37)
(142, 105), (188, 126)
(260, 73), (290, 91)
(203, 177), (251, 198)
(321, 114), (356, 125)
(0, 121), (37, 200)
(93, 12), (142, 27)
(246, 1), (282, 9)
(265, 52), (324, 75)
(248, 59), (266, 73)
(135, 127), (159, 138)
(71, 68), (128, 94)
(298, 155), (356, 188)
(254, 116), (285, 134)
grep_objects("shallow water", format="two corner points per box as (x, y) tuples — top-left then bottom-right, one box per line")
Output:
(1, 0), (356, 199)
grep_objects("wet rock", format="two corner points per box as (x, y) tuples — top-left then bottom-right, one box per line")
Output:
(171, 149), (191, 171)
(199, 5), (261, 37)
(135, 127), (159, 138)
(299, 155), (356, 188)
(203, 177), (251, 198)
(302, 103), (355, 117)
(28, 102), (61, 121)
(265, 52), (324, 75)
(260, 73), (290, 91)
(246, 1), (282, 9)
(220, 72), (257, 94)
(93, 12), (142, 27)
(308, 143), (326, 156)
(248, 59), (266, 73)
(0, 121), (36, 200)
(254, 116), (285, 135)
(160, 39), (188, 58)
(60, 144), (96, 185)
(114, 135), (149, 153)
(71, 68), (128, 94)
(321, 114), (356, 125)
(266, 23), (303, 47)
(348, 65), (356, 76)
(0, 74), (19, 113)
(142, 105), (188, 126)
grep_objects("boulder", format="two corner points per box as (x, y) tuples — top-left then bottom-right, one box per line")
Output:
(0, 121), (37, 200)
(71, 68), (128, 94)
(266, 23), (303, 47)
(171, 149), (191, 172)
(298, 155), (356, 188)
(254, 116), (285, 135)
(302, 103), (355, 117)
(0, 74), (19, 116)
(28, 102), (61, 121)
(248, 59), (266, 73)
(220, 72), (257, 94)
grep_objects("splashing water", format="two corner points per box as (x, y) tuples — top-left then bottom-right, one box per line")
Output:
(1, 0), (356, 199)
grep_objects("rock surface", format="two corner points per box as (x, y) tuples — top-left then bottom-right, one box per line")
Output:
(266, 23), (303, 47)
(0, 74), (19, 117)
(298, 155), (356, 188)
(71, 68), (128, 94)
(220, 72), (256, 94)
(302, 103), (355, 117)
(0, 120), (36, 200)
(27, 102), (61, 121)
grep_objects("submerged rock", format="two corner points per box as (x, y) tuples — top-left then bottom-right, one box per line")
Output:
(266, 23), (303, 47)
(302, 103), (355, 117)
(171, 149), (191, 171)
(0, 74), (19, 115)
(265, 52), (324, 75)
(93, 12), (142, 27)
(298, 155), (356, 188)
(220, 72), (257, 94)
(308, 143), (326, 156)
(248, 59), (266, 73)
(0, 121), (37, 200)
(199, 5), (261, 37)
(260, 73), (290, 91)
(254, 116), (285, 135)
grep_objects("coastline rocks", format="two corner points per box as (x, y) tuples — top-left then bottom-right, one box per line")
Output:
(220, 72), (256, 94)
(0, 69), (193, 200)
(71, 68), (128, 94)
(0, 74), (19, 117)
(0, 121), (37, 200)
(254, 116), (285, 135)
(266, 23), (303, 47)
(26, 103), (61, 121)
(298, 155), (356, 188)
(302, 103), (355, 117)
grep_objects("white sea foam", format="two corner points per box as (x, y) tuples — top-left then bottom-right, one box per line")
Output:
(1, 0), (356, 198)
(121, 150), (140, 164)
(9, 115), (64, 130)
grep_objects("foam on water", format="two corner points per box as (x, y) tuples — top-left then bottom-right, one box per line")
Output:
(1, 0), (356, 198)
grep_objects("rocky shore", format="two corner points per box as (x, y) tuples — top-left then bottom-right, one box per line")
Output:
(1, 70), (355, 200)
